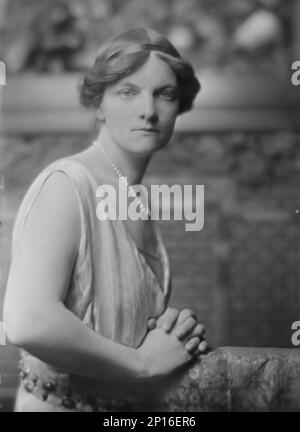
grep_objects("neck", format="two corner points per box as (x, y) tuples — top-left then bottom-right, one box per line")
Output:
(95, 125), (152, 185)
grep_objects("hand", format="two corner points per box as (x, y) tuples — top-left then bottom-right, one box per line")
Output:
(138, 327), (199, 380)
(147, 307), (207, 355)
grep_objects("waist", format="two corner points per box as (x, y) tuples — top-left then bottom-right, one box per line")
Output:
(19, 351), (156, 411)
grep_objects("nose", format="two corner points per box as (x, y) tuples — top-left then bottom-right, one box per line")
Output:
(139, 94), (158, 123)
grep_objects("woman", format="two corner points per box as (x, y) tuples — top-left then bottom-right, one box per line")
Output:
(3, 27), (207, 412)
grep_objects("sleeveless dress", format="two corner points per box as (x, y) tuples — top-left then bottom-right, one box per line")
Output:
(11, 153), (172, 412)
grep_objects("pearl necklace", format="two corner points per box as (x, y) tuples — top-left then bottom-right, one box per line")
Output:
(93, 140), (150, 218)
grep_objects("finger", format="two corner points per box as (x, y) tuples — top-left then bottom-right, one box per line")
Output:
(177, 308), (198, 325)
(198, 340), (208, 353)
(185, 337), (200, 354)
(174, 316), (197, 340)
(156, 307), (180, 332)
(185, 323), (206, 339)
(147, 318), (156, 330)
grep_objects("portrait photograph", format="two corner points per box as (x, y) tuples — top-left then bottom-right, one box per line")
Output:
(0, 0), (300, 414)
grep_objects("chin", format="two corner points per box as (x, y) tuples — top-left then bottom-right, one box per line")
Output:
(128, 139), (166, 155)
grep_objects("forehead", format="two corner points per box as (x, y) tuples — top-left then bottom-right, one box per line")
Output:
(116, 52), (178, 88)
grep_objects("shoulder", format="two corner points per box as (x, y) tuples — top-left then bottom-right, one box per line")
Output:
(20, 169), (81, 258)
(32, 168), (80, 214)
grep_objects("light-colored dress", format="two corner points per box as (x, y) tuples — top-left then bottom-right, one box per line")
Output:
(11, 153), (171, 411)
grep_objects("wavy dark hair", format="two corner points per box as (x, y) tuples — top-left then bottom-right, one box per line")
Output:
(78, 28), (200, 115)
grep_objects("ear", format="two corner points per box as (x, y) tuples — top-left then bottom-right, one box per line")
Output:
(96, 107), (105, 122)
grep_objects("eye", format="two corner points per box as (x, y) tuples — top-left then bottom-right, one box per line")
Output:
(118, 88), (137, 98)
(159, 89), (178, 101)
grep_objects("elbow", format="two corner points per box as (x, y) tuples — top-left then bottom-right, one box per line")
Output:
(3, 302), (43, 349)
(3, 320), (24, 348)
(2, 298), (19, 346)
(4, 324), (25, 348)
(4, 318), (44, 351)
(3, 287), (29, 347)
(3, 312), (29, 348)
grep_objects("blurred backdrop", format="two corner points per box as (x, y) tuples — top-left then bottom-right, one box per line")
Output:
(0, 0), (300, 411)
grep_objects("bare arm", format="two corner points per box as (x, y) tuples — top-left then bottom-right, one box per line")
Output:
(3, 172), (145, 383)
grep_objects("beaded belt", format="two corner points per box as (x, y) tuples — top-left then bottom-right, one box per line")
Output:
(19, 357), (141, 412)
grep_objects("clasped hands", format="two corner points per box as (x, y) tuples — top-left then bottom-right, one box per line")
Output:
(147, 307), (208, 356)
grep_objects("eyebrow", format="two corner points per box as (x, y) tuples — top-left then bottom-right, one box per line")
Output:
(117, 81), (179, 90)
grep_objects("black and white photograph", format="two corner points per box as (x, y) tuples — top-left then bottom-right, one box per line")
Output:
(0, 0), (300, 414)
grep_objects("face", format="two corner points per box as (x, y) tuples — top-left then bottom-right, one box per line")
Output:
(97, 52), (180, 155)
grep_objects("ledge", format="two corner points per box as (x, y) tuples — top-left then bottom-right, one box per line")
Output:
(2, 72), (300, 134)
(147, 347), (300, 412)
(1, 346), (299, 411)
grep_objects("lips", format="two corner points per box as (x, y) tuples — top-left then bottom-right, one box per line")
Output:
(134, 128), (159, 132)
